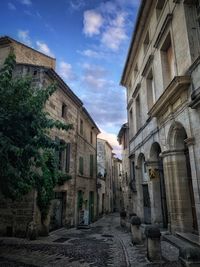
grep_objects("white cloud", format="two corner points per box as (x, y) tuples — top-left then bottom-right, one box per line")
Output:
(102, 26), (127, 51)
(20, 0), (32, 5)
(83, 10), (103, 37)
(18, 30), (32, 46)
(70, 0), (85, 10)
(58, 61), (76, 81)
(8, 2), (16, 10)
(80, 49), (100, 58)
(36, 41), (54, 57)
(98, 131), (122, 158)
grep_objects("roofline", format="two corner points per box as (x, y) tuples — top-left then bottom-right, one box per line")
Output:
(120, 0), (146, 86)
(16, 62), (83, 107)
(0, 35), (56, 60)
(82, 107), (101, 134)
(117, 122), (128, 142)
(46, 68), (83, 107)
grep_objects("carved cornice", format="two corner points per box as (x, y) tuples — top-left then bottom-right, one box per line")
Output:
(148, 76), (191, 118)
(132, 83), (141, 98)
(154, 14), (173, 48)
(141, 55), (154, 77)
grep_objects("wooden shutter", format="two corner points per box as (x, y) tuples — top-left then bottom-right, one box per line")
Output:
(90, 154), (94, 177)
(79, 157), (83, 175)
(65, 143), (71, 173)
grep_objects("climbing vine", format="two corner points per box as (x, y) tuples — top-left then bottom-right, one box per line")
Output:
(0, 53), (72, 221)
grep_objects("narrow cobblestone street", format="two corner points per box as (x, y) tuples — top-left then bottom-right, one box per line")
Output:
(0, 214), (181, 267)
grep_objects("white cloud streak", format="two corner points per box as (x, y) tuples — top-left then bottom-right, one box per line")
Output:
(8, 2), (16, 10)
(18, 30), (32, 46)
(83, 10), (103, 37)
(36, 41), (54, 57)
(58, 61), (76, 81)
(20, 0), (32, 5)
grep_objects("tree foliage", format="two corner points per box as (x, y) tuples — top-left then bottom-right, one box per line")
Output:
(0, 53), (72, 220)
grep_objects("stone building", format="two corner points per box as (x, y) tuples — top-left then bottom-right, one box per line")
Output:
(97, 138), (113, 214)
(121, 0), (200, 239)
(0, 36), (99, 236)
(112, 157), (123, 212)
(117, 123), (134, 214)
(75, 108), (100, 226)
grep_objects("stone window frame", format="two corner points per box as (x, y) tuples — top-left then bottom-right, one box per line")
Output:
(61, 103), (67, 118)
(155, 0), (166, 21)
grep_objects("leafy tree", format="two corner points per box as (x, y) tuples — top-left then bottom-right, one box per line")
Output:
(0, 53), (72, 221)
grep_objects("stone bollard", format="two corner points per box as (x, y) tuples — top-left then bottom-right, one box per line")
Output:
(145, 226), (161, 262)
(130, 216), (142, 244)
(120, 211), (127, 227)
(179, 247), (200, 267)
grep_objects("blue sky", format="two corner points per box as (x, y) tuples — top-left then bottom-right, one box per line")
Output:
(0, 0), (140, 155)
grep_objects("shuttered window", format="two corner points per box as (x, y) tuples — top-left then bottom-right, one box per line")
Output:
(79, 156), (84, 175)
(90, 154), (94, 177)
(65, 143), (71, 173)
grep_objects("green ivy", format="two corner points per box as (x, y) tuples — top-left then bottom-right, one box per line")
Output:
(0, 53), (73, 221)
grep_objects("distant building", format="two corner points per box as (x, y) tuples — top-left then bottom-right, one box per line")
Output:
(0, 36), (100, 236)
(97, 138), (113, 214)
(112, 157), (122, 212)
(121, 0), (200, 239)
(117, 123), (133, 214)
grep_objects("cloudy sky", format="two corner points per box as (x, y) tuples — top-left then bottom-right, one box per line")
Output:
(0, 0), (140, 156)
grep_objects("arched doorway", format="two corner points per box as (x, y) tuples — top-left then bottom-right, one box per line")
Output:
(149, 142), (168, 228)
(167, 123), (198, 233)
(137, 153), (151, 224)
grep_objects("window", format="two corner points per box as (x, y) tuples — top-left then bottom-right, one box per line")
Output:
(146, 69), (154, 110)
(55, 137), (70, 172)
(143, 31), (150, 55)
(156, 0), (165, 20)
(80, 119), (83, 135)
(58, 140), (65, 171)
(65, 143), (71, 173)
(79, 156), (84, 175)
(90, 154), (94, 177)
(161, 33), (175, 88)
(196, 0), (200, 27)
(62, 103), (67, 118)
(136, 95), (141, 131)
(129, 108), (133, 137)
(90, 131), (93, 144)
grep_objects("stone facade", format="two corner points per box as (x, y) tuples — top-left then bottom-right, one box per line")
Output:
(112, 157), (123, 212)
(117, 123), (134, 215)
(75, 108), (100, 226)
(0, 36), (99, 236)
(121, 0), (200, 236)
(97, 139), (113, 214)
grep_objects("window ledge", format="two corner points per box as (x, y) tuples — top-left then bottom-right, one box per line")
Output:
(148, 76), (191, 118)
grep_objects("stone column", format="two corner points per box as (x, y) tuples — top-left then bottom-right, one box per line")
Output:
(162, 149), (194, 233)
(130, 216), (142, 244)
(145, 226), (161, 262)
(185, 137), (200, 232)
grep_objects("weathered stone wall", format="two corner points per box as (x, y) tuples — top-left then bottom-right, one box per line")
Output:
(75, 111), (98, 225)
(0, 38), (56, 69)
(0, 191), (35, 237)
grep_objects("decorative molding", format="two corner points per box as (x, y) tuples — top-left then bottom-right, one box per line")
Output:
(132, 83), (141, 98)
(148, 76), (191, 118)
(127, 98), (133, 110)
(141, 55), (154, 77)
(184, 137), (195, 146)
(154, 14), (173, 48)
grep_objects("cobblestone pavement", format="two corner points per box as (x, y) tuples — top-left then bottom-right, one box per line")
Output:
(0, 214), (181, 267)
